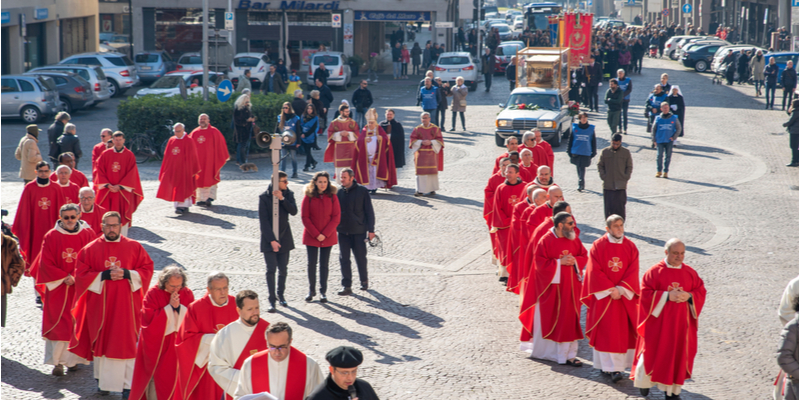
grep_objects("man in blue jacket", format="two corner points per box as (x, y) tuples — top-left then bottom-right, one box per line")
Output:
(418, 77), (439, 117)
(652, 102), (682, 179)
(645, 84), (668, 135)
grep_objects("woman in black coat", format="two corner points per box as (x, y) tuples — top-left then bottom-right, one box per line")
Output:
(380, 109), (406, 168)
(233, 94), (255, 164)
(667, 85), (686, 139)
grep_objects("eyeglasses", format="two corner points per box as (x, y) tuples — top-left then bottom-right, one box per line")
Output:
(279, 180), (289, 184)
(61, 215), (78, 220)
(282, 107), (290, 110)
(103, 223), (121, 228)
(268, 344), (290, 351)
(80, 196), (94, 200)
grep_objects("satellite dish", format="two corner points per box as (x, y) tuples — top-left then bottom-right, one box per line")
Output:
(255, 131), (272, 148)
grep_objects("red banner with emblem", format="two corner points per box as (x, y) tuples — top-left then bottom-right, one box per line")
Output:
(563, 13), (593, 68)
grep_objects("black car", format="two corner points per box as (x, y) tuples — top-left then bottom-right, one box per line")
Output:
(682, 44), (723, 72)
(24, 71), (94, 113)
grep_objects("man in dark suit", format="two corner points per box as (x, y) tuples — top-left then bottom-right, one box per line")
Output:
(258, 171), (298, 312)
(314, 63), (330, 86)
(263, 65), (287, 95)
(336, 168), (375, 295)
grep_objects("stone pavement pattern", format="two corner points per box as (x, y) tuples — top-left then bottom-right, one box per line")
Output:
(1, 57), (797, 399)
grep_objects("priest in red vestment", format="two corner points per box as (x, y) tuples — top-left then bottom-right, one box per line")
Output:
(533, 129), (555, 177)
(518, 148), (539, 182)
(91, 128), (113, 184)
(526, 186), (564, 233)
(484, 158), (511, 265)
(190, 114), (230, 206)
(130, 267), (195, 400)
(50, 153), (89, 190)
(512, 188), (548, 295)
(95, 132), (143, 236)
(633, 239), (706, 398)
(580, 215), (640, 382)
(505, 185), (542, 294)
(491, 165), (526, 283)
(12, 161), (64, 263)
(53, 165), (81, 205)
(77, 187), (106, 236)
(33, 204), (94, 376)
(409, 112), (444, 196)
(324, 104), (359, 172)
(157, 122), (201, 214)
(524, 165), (557, 196)
(69, 211), (154, 396)
(233, 322), (324, 399)
(208, 290), (269, 400)
(352, 109), (397, 191)
(176, 273), (239, 400)
(522, 212), (587, 365)
(492, 136), (520, 173)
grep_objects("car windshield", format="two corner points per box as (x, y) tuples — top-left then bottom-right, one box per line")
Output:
(505, 93), (560, 110)
(150, 76), (183, 89)
(312, 55), (340, 66)
(234, 57), (260, 67)
(36, 77), (57, 91)
(179, 56), (202, 65)
(105, 56), (134, 67)
(529, 14), (550, 30)
(497, 46), (520, 56)
(438, 56), (470, 65)
(136, 54), (160, 63)
(493, 25), (510, 33)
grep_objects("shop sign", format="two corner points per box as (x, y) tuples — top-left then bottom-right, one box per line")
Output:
(35, 8), (48, 20)
(354, 11), (431, 21)
(343, 23), (353, 43)
(1, 12), (9, 24)
(238, 0), (341, 10)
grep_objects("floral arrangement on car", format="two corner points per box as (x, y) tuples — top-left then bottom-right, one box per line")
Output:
(509, 103), (541, 111)
(567, 101), (580, 116)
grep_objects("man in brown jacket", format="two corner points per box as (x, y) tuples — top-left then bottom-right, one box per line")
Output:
(2, 234), (25, 327)
(15, 125), (44, 184)
(596, 134), (633, 220)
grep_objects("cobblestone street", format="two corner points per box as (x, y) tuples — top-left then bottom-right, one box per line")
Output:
(1, 57), (798, 399)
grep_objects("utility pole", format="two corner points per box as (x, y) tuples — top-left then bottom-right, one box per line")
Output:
(203, 0), (209, 101)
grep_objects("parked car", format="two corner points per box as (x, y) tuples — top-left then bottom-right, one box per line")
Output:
(490, 23), (514, 41)
(710, 45), (766, 73)
(765, 52), (799, 87)
(495, 88), (571, 147)
(176, 52), (204, 71)
(505, 10), (522, 23)
(596, 19), (625, 30)
(493, 42), (524, 74)
(135, 70), (225, 98)
(305, 51), (351, 89)
(433, 52), (479, 91)
(481, 18), (505, 32)
(24, 71), (94, 113)
(28, 65), (112, 105)
(229, 53), (271, 90)
(134, 51), (178, 83)
(681, 43), (724, 72)
(59, 52), (138, 97)
(678, 39), (729, 60)
(593, 16), (609, 28)
(1, 75), (60, 123)
(99, 33), (132, 56)
(664, 35), (699, 60)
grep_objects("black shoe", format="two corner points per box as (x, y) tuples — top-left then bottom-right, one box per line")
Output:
(320, 294), (328, 303)
(196, 201), (207, 206)
(303, 167), (310, 172)
(206, 198), (213, 206)
(175, 208), (183, 214)
(665, 395), (681, 400)
(122, 389), (131, 399)
(36, 296), (42, 305)
(449, 128), (456, 132)
(639, 388), (650, 397)
(97, 387), (109, 396)
(787, 162), (799, 167)
(337, 287), (352, 296)
(291, 173), (299, 179)
(499, 276), (508, 283)
(278, 296), (288, 307)
(312, 162), (318, 170)
(267, 304), (277, 313)
(305, 292), (315, 302)
(611, 371), (623, 383)
(360, 281), (369, 291)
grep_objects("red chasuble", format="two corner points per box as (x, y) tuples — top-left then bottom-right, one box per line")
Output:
(519, 163), (539, 182)
(514, 203), (540, 293)
(189, 126), (229, 189)
(536, 141), (554, 177)
(34, 223), (96, 342)
(176, 294), (239, 400)
(225, 319), (269, 400)
(130, 285), (195, 400)
(352, 126), (397, 188)
(250, 347), (308, 400)
(409, 124), (444, 175)
(157, 135), (201, 203)
(92, 142), (107, 185)
(69, 236), (154, 362)
(632, 261), (706, 387)
(505, 199), (534, 294)
(518, 167), (533, 183)
(580, 235), (640, 353)
(12, 180), (64, 263)
(324, 118), (359, 168)
(492, 152), (512, 174)
(95, 148), (144, 226)
(483, 173), (506, 259)
(80, 203), (107, 237)
(491, 180), (526, 269)
(526, 202), (554, 236)
(56, 181), (81, 206)
(50, 169), (89, 191)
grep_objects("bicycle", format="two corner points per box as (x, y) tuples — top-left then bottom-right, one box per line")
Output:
(128, 119), (174, 164)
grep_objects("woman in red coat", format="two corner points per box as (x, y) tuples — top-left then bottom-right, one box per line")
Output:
(301, 171), (341, 303)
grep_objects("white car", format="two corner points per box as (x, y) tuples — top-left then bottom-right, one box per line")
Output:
(176, 52), (204, 71)
(135, 70), (224, 98)
(711, 45), (767, 73)
(505, 10), (522, 23)
(495, 88), (572, 147)
(228, 53), (271, 90)
(514, 16), (524, 30)
(433, 52), (479, 91)
(306, 51), (351, 89)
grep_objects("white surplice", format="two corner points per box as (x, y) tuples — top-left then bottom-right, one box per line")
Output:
(410, 139), (442, 193)
(233, 351), (324, 400)
(208, 319), (258, 397)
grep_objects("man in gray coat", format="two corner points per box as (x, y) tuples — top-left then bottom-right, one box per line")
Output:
(596, 134), (632, 220)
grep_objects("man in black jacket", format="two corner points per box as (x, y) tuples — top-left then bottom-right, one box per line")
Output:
(258, 171), (298, 312)
(314, 63), (330, 86)
(506, 56), (517, 91)
(582, 56), (603, 112)
(306, 346), (379, 400)
(781, 60), (797, 111)
(336, 168), (375, 295)
(47, 112), (70, 163)
(350, 80), (373, 127)
(54, 123), (82, 167)
(482, 48), (495, 92)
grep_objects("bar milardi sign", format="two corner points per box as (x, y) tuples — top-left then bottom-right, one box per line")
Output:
(238, 0), (342, 10)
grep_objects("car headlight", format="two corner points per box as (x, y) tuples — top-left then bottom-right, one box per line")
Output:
(540, 121), (555, 128)
(497, 119), (511, 127)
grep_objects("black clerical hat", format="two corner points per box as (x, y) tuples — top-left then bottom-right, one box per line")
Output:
(325, 346), (363, 368)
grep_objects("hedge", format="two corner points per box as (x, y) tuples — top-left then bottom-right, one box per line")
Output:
(116, 91), (293, 154)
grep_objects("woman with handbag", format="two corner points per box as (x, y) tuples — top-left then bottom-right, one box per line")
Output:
(275, 101), (301, 178)
(301, 171), (340, 303)
(300, 103), (319, 172)
(449, 76), (468, 131)
(567, 112), (596, 192)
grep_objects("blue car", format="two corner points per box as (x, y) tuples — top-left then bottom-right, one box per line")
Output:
(134, 51), (177, 83)
(765, 52), (798, 87)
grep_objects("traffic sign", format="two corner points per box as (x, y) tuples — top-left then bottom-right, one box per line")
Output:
(217, 79), (233, 102)
(588, 0), (592, 6)
(662, 8), (670, 16)
(225, 12), (234, 31)
(682, 3), (692, 13)
(434, 21), (454, 28)
(332, 14), (341, 28)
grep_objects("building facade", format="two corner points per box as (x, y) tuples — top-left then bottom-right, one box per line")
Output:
(1, 0), (100, 74)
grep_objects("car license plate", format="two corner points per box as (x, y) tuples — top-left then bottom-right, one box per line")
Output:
(449, 68), (460, 72)
(141, 66), (152, 70)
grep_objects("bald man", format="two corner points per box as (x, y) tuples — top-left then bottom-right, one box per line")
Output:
(526, 186), (564, 232)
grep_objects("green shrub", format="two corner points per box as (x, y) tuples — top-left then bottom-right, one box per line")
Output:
(117, 91), (293, 154)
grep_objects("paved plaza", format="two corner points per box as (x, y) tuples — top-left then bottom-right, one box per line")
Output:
(1, 57), (797, 399)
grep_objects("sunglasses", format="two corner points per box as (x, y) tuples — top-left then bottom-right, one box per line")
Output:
(62, 215), (78, 220)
